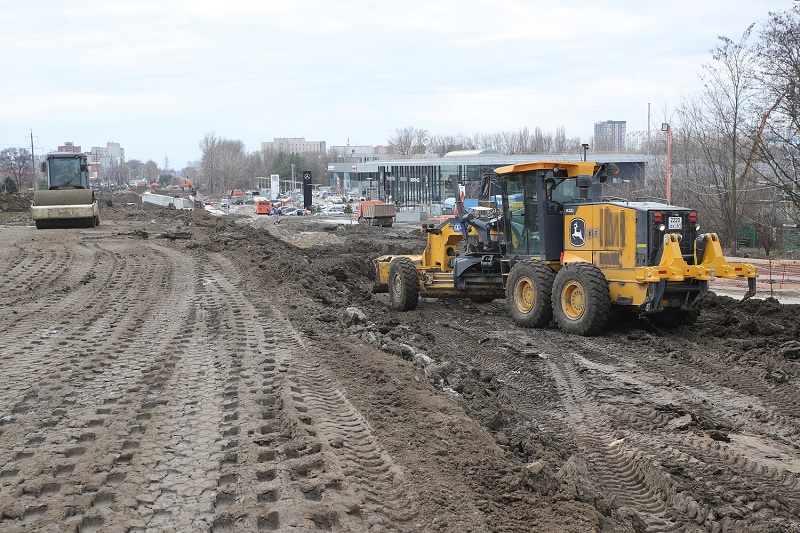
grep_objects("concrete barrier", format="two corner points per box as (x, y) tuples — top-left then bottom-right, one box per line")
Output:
(141, 192), (194, 210)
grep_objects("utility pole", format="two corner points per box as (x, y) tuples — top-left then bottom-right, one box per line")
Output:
(646, 103), (651, 157)
(30, 130), (37, 191)
(661, 123), (671, 204)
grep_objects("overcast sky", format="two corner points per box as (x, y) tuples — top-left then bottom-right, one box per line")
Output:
(1, 0), (794, 168)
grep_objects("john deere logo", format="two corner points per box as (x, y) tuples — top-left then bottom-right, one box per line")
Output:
(570, 218), (586, 247)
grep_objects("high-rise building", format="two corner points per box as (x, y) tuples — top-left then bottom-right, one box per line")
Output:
(89, 141), (126, 181)
(594, 120), (627, 151)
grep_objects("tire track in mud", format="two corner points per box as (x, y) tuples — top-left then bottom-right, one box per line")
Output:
(285, 340), (417, 527)
(0, 230), (413, 532)
(434, 321), (578, 455)
(528, 336), (800, 531)
(1, 226), (421, 532)
(0, 237), (201, 531)
(0, 240), (75, 309)
(456, 325), (696, 531)
(576, 335), (800, 442)
(568, 342), (800, 530)
(201, 253), (417, 531)
(543, 352), (706, 532)
(604, 336), (800, 448)
(425, 316), (800, 531)
(576, 345), (800, 452)
(0, 238), (160, 409)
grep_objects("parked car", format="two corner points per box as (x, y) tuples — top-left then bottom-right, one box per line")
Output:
(321, 205), (345, 216)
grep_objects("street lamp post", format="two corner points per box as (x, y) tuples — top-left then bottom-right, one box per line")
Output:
(581, 143), (589, 162)
(661, 123), (671, 204)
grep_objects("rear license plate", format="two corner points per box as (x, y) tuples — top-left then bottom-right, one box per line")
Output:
(668, 217), (682, 230)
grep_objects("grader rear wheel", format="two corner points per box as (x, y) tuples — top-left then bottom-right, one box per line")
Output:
(506, 260), (556, 328)
(388, 257), (420, 311)
(552, 262), (610, 336)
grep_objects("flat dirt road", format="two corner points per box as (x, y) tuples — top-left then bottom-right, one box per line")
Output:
(1, 199), (799, 532)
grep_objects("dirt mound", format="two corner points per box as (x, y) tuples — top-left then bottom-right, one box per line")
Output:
(0, 192), (31, 218)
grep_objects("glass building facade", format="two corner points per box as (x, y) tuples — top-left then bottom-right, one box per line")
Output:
(327, 153), (647, 204)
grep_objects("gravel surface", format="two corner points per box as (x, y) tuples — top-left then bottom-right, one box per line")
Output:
(1, 195), (799, 532)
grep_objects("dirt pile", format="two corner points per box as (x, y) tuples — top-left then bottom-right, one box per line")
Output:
(0, 192), (31, 216)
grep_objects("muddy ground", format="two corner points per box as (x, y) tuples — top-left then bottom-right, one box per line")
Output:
(0, 194), (798, 532)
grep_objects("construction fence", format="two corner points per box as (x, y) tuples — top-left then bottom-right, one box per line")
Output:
(712, 258), (800, 302)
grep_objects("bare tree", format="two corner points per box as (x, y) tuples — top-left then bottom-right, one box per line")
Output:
(0, 147), (34, 190)
(553, 126), (568, 153)
(302, 151), (331, 186)
(677, 26), (761, 253)
(116, 162), (132, 186)
(387, 127), (425, 155)
(751, 6), (800, 225)
(429, 134), (471, 154)
(512, 127), (531, 154)
(531, 127), (546, 152)
(389, 125), (589, 156)
(127, 159), (145, 182)
(200, 133), (220, 193)
(754, 205), (784, 256)
(144, 160), (159, 184)
(214, 139), (251, 193)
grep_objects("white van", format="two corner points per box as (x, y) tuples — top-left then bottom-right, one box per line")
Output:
(322, 205), (345, 215)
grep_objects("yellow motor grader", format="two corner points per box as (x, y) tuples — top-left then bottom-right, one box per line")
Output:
(373, 161), (757, 335)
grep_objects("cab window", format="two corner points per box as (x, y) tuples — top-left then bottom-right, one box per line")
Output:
(504, 173), (540, 256)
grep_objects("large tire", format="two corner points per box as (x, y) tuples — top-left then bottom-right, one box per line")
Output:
(388, 257), (420, 311)
(552, 263), (610, 336)
(648, 307), (700, 328)
(506, 260), (556, 328)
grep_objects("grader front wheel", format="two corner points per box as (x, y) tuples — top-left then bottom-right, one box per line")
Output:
(388, 257), (420, 311)
(506, 260), (556, 328)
